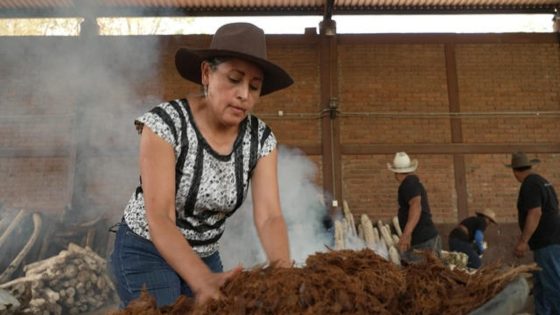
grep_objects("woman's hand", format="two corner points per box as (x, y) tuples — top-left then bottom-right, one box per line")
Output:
(193, 265), (243, 305)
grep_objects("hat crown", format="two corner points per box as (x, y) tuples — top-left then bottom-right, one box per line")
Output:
(511, 152), (529, 167)
(210, 23), (267, 61)
(476, 208), (497, 223)
(387, 152), (418, 173)
(507, 151), (540, 168)
(393, 152), (412, 168)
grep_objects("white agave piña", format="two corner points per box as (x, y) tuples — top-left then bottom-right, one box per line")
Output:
(343, 200), (357, 237)
(334, 220), (345, 250)
(372, 227), (380, 243)
(392, 216), (403, 236)
(388, 246), (401, 265)
(357, 224), (364, 241)
(379, 223), (394, 248)
(360, 214), (376, 249)
(331, 200), (402, 265)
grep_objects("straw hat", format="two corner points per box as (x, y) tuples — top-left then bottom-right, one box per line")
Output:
(504, 152), (540, 169)
(476, 209), (497, 224)
(387, 152), (418, 173)
(175, 22), (293, 96)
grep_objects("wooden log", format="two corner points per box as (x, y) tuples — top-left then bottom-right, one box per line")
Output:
(85, 228), (96, 249)
(0, 274), (42, 289)
(0, 209), (28, 251)
(43, 288), (60, 303)
(67, 243), (106, 268)
(62, 264), (78, 279)
(0, 213), (43, 283)
(24, 250), (70, 274)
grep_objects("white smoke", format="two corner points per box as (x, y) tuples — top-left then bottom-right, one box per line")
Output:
(0, 25), (166, 223)
(220, 145), (332, 269)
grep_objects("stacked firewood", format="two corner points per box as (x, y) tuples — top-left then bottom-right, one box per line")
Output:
(0, 243), (118, 315)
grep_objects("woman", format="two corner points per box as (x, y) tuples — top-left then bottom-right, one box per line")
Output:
(448, 209), (497, 269)
(110, 22), (293, 307)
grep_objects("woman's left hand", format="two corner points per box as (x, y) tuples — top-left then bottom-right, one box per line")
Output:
(194, 265), (243, 305)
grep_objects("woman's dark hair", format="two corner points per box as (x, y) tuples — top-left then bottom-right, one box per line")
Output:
(200, 57), (228, 94)
(206, 57), (228, 70)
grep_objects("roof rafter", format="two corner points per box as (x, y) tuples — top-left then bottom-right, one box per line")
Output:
(0, 0), (558, 18)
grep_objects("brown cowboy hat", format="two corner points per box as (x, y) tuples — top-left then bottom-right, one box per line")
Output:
(504, 151), (540, 169)
(175, 22), (293, 96)
(475, 209), (497, 224)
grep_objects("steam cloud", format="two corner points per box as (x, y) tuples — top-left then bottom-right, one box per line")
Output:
(221, 145), (332, 269)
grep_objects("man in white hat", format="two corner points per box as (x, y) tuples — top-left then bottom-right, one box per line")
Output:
(448, 209), (497, 269)
(507, 152), (560, 314)
(387, 152), (441, 263)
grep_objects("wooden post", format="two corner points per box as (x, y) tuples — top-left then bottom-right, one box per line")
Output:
(319, 18), (342, 216)
(445, 44), (468, 221)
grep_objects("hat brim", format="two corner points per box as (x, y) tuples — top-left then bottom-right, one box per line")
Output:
(476, 211), (497, 224)
(175, 48), (293, 96)
(387, 159), (418, 173)
(504, 159), (540, 168)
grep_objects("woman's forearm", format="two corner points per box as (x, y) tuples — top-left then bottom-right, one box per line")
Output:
(256, 214), (291, 267)
(148, 214), (212, 289)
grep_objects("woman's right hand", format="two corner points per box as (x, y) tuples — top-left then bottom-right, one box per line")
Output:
(193, 265), (243, 305)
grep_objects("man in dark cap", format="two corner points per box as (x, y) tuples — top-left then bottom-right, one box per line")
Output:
(507, 152), (560, 315)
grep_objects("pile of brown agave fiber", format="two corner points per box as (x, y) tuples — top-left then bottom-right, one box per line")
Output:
(110, 249), (537, 315)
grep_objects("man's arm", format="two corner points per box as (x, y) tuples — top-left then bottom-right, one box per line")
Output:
(398, 195), (421, 252)
(514, 207), (541, 257)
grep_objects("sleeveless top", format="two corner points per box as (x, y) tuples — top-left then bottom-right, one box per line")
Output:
(123, 99), (277, 257)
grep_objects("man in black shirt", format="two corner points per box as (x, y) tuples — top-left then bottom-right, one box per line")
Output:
(448, 209), (497, 269)
(387, 152), (441, 263)
(507, 152), (560, 315)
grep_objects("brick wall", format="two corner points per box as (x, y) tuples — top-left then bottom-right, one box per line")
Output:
(457, 43), (560, 144)
(0, 33), (558, 239)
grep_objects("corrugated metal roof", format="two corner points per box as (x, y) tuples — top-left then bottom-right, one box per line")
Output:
(0, 0), (558, 17)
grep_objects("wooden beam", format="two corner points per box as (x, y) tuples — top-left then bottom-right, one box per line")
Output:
(445, 44), (468, 220)
(319, 18), (341, 213)
(338, 33), (559, 45)
(341, 143), (560, 155)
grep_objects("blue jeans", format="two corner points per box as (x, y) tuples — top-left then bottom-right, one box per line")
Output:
(449, 238), (481, 269)
(533, 244), (560, 315)
(109, 222), (223, 308)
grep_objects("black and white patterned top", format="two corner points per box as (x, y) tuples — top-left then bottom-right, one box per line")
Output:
(123, 99), (276, 257)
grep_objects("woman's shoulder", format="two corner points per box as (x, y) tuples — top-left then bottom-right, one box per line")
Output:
(156, 98), (189, 114)
(246, 113), (272, 132)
